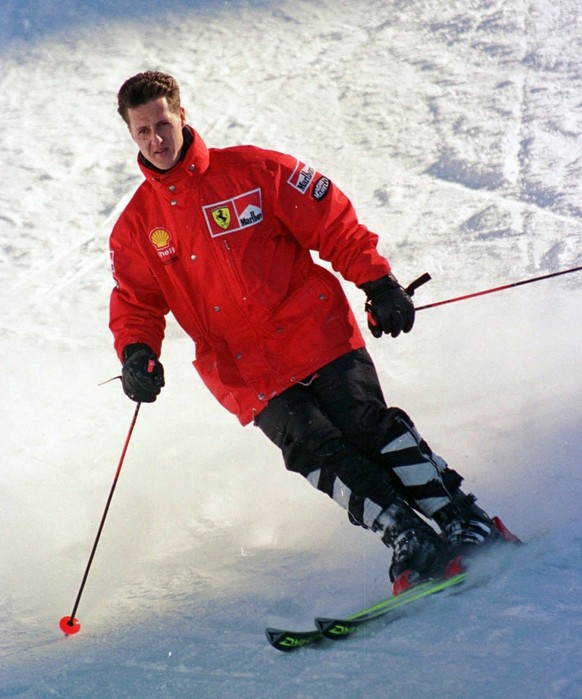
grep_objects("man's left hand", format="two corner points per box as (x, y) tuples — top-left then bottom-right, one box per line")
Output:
(361, 274), (415, 338)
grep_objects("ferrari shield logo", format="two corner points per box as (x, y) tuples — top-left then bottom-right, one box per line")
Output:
(203, 189), (263, 238)
(212, 207), (231, 230)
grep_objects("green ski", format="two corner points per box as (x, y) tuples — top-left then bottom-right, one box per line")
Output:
(266, 570), (467, 651)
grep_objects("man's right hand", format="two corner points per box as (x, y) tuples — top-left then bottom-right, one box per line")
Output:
(121, 344), (165, 403)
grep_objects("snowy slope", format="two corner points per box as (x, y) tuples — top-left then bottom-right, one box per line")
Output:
(1, 0), (581, 697)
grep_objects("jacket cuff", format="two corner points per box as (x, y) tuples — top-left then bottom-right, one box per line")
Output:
(359, 274), (400, 296)
(122, 343), (156, 362)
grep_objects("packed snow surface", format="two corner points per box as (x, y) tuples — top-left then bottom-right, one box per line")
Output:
(1, 0), (581, 697)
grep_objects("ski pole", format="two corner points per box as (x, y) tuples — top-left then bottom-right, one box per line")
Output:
(59, 400), (144, 636)
(409, 266), (581, 311)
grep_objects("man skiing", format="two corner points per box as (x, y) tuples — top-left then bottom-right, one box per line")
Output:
(110, 70), (504, 594)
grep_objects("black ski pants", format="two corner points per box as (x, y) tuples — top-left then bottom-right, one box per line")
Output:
(254, 348), (462, 532)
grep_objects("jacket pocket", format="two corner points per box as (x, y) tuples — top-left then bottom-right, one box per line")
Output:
(267, 272), (332, 336)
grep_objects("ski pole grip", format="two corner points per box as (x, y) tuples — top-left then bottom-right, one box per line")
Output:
(405, 272), (432, 297)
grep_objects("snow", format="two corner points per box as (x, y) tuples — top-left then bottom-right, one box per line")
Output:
(1, 0), (581, 697)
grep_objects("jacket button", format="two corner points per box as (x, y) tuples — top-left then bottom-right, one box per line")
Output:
(169, 185), (176, 192)
(213, 306), (221, 312)
(188, 164), (195, 171)
(170, 200), (177, 206)
(190, 254), (197, 261)
(319, 294), (327, 300)
(235, 353), (243, 360)
(258, 393), (266, 401)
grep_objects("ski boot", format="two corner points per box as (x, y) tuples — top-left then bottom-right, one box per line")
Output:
(433, 491), (519, 555)
(387, 524), (460, 595)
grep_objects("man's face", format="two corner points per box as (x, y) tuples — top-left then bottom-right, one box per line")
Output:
(127, 97), (186, 171)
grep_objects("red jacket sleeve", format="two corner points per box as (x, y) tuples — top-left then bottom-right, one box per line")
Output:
(109, 217), (169, 361)
(269, 153), (391, 287)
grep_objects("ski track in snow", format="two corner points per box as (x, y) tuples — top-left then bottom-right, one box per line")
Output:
(1, 0), (581, 697)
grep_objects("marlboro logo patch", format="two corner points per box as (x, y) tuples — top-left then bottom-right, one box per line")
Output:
(203, 188), (263, 238)
(287, 160), (315, 194)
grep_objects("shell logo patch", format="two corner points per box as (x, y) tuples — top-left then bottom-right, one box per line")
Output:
(203, 188), (263, 238)
(149, 227), (177, 262)
(149, 227), (171, 249)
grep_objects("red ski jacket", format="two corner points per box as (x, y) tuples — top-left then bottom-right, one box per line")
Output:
(109, 127), (391, 424)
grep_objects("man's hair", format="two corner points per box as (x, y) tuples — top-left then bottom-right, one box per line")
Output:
(117, 71), (181, 124)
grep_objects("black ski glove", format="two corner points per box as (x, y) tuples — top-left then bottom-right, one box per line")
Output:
(360, 274), (415, 338)
(121, 343), (165, 403)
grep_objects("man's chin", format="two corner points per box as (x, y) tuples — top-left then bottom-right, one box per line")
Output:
(152, 152), (178, 171)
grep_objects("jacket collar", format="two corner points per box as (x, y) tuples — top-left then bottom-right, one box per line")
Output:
(137, 126), (210, 186)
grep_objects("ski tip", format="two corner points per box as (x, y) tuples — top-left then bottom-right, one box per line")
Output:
(265, 627), (321, 651)
(265, 628), (284, 646)
(315, 617), (359, 639)
(265, 628), (302, 652)
(314, 617), (333, 633)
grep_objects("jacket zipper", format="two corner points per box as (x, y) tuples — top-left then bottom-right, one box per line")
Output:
(223, 239), (250, 302)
